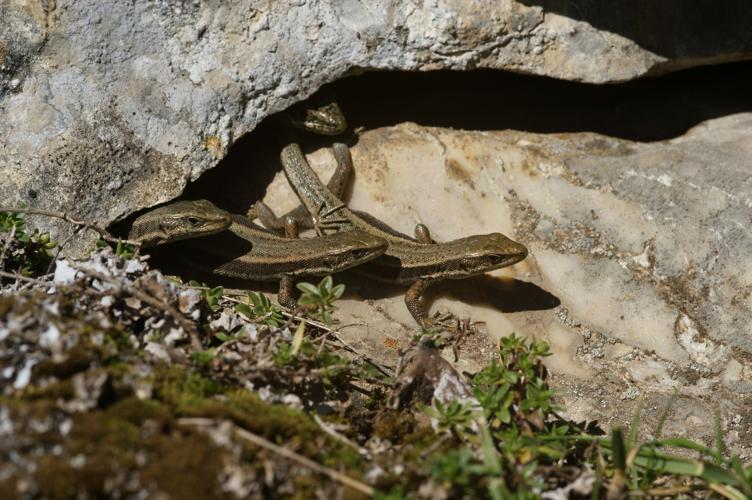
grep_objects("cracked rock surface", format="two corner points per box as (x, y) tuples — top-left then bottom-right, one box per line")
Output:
(253, 115), (752, 451)
(2, 0), (752, 246)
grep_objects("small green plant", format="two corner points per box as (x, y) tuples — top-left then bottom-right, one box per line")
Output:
(581, 412), (752, 499)
(0, 211), (57, 277)
(204, 286), (224, 312)
(296, 276), (345, 325)
(423, 400), (475, 439)
(189, 349), (216, 367)
(214, 330), (246, 343)
(419, 335), (576, 497)
(273, 332), (351, 385)
(273, 340), (295, 367)
(235, 291), (284, 327)
(186, 281), (224, 312)
(429, 449), (489, 496)
(95, 238), (136, 259)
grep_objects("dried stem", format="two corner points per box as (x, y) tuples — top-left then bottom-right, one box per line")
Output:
(0, 225), (17, 273)
(0, 207), (140, 247)
(0, 269), (53, 287)
(313, 414), (370, 458)
(179, 418), (374, 496)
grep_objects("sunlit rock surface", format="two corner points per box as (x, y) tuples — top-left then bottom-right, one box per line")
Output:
(258, 116), (752, 450)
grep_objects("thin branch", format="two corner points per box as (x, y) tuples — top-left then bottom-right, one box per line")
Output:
(0, 207), (141, 247)
(0, 225), (16, 272)
(178, 418), (374, 496)
(644, 485), (696, 496)
(312, 414), (370, 458)
(0, 269), (53, 287)
(71, 265), (204, 352)
(47, 226), (83, 274)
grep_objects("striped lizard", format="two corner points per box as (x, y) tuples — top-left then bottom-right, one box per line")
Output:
(255, 143), (529, 326)
(128, 199), (387, 308)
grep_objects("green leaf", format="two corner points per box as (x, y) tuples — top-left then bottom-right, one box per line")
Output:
(331, 283), (346, 300)
(320, 275), (333, 294)
(296, 282), (320, 295)
(215, 332), (233, 342)
(297, 295), (317, 306)
(235, 303), (253, 317)
(290, 321), (306, 355)
(322, 310), (333, 326)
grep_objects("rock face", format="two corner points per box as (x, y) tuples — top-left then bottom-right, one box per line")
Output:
(2, 0), (752, 236)
(256, 116), (750, 450)
(3, 0), (752, 450)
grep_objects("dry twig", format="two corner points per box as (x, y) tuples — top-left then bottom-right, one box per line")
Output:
(0, 207), (140, 247)
(178, 417), (374, 496)
(221, 292), (394, 376)
(0, 225), (17, 272)
(0, 269), (53, 287)
(313, 414), (370, 458)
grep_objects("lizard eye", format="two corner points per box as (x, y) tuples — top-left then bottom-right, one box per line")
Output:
(350, 248), (368, 260)
(187, 216), (200, 226)
(488, 254), (504, 265)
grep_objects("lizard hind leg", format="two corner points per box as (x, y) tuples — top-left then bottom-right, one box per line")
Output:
(405, 278), (435, 328)
(277, 218), (303, 310)
(277, 274), (299, 310)
(284, 215), (299, 239)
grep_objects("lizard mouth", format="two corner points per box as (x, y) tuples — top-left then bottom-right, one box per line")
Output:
(324, 256), (344, 270)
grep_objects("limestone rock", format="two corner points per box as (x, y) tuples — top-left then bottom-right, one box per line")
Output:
(254, 116), (752, 447)
(2, 0), (752, 240)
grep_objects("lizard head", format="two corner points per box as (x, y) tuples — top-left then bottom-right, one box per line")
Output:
(318, 230), (388, 273)
(286, 101), (348, 136)
(417, 232), (528, 280)
(453, 232), (528, 276)
(129, 199), (233, 248)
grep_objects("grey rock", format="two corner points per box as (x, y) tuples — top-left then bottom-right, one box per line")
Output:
(2, 0), (752, 245)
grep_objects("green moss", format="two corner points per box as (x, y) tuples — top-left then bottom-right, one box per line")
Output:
(0, 476), (17, 500)
(373, 409), (415, 442)
(34, 456), (83, 499)
(33, 344), (93, 379)
(14, 348), (373, 498)
(21, 378), (75, 401)
(140, 428), (225, 499)
(152, 365), (223, 408)
(31, 396), (225, 498)
(108, 396), (169, 425)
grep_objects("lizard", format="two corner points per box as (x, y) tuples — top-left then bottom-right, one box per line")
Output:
(128, 199), (388, 308)
(284, 100), (348, 136)
(255, 142), (529, 327)
(243, 99), (351, 225)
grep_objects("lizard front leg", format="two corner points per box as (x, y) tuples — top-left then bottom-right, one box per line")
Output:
(414, 223), (436, 244)
(248, 201), (314, 235)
